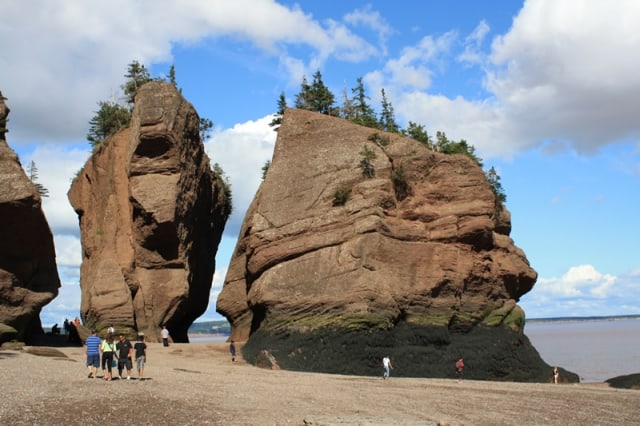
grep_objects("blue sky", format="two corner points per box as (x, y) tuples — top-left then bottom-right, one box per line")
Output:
(1, 0), (638, 326)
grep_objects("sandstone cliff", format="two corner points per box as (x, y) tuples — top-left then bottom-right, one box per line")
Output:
(68, 82), (229, 342)
(217, 108), (574, 382)
(0, 91), (60, 343)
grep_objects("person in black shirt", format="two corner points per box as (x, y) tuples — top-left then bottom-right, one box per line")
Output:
(115, 334), (133, 380)
(134, 335), (147, 380)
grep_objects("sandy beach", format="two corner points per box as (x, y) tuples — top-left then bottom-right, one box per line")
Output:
(0, 341), (637, 425)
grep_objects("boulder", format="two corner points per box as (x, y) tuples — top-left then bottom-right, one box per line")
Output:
(68, 82), (230, 342)
(217, 108), (576, 382)
(0, 91), (60, 343)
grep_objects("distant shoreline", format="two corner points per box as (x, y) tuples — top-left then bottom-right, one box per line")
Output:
(527, 314), (640, 324)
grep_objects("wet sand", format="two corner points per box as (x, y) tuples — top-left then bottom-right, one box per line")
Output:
(0, 342), (638, 425)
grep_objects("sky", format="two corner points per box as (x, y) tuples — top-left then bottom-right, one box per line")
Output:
(1, 0), (639, 327)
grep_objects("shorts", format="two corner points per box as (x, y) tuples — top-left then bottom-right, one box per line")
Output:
(118, 357), (133, 370)
(86, 353), (100, 368)
(136, 355), (146, 370)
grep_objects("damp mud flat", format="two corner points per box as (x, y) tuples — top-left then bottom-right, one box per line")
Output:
(0, 342), (637, 425)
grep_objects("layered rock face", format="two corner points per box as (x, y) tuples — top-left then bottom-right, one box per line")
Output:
(68, 82), (229, 342)
(217, 108), (574, 382)
(0, 91), (60, 343)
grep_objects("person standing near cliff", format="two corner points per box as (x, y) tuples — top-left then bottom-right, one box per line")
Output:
(229, 340), (236, 362)
(382, 356), (393, 379)
(553, 367), (559, 384)
(116, 334), (133, 380)
(161, 325), (170, 347)
(134, 334), (147, 380)
(84, 329), (101, 379)
(100, 332), (117, 381)
(456, 357), (465, 381)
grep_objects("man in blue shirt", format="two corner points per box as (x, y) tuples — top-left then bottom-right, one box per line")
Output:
(84, 329), (101, 378)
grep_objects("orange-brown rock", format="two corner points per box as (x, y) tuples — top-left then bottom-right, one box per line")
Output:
(0, 91), (60, 343)
(217, 109), (572, 382)
(68, 82), (230, 342)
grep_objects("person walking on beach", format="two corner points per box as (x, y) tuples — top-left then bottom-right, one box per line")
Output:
(161, 325), (170, 347)
(84, 329), (101, 379)
(229, 340), (236, 362)
(134, 334), (147, 380)
(116, 334), (133, 380)
(553, 367), (559, 384)
(100, 333), (117, 381)
(456, 357), (464, 380)
(382, 356), (393, 379)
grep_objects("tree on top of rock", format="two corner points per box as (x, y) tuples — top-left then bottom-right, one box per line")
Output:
(379, 88), (399, 133)
(27, 160), (49, 198)
(349, 77), (378, 128)
(269, 92), (287, 132)
(295, 70), (337, 115)
(122, 60), (153, 105)
(86, 100), (131, 149)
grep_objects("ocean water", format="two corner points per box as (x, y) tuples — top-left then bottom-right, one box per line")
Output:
(525, 317), (640, 383)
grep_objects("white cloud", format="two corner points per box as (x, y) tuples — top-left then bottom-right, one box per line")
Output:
(520, 264), (640, 318)
(369, 0), (640, 159)
(205, 115), (277, 238)
(458, 20), (491, 65)
(0, 0), (377, 145)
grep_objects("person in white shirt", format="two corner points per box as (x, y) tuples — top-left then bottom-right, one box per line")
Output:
(382, 356), (393, 379)
(161, 325), (170, 347)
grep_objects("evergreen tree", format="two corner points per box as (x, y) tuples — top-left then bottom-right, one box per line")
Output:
(350, 77), (378, 128)
(27, 161), (49, 197)
(261, 160), (271, 180)
(169, 64), (177, 88)
(379, 88), (399, 133)
(339, 83), (355, 120)
(269, 92), (287, 131)
(199, 118), (214, 141)
(486, 166), (507, 203)
(213, 162), (233, 217)
(295, 70), (336, 115)
(122, 60), (152, 105)
(309, 69), (336, 115)
(294, 75), (312, 110)
(86, 101), (131, 148)
(403, 121), (432, 148)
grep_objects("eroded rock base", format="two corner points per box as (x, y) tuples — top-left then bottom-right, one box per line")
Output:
(242, 323), (579, 383)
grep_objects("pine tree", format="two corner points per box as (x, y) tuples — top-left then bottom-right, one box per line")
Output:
(294, 70), (336, 115)
(379, 89), (399, 133)
(199, 118), (214, 141)
(269, 92), (287, 131)
(122, 60), (152, 105)
(486, 166), (506, 203)
(169, 64), (177, 87)
(350, 77), (378, 128)
(27, 161), (49, 198)
(294, 75), (312, 110)
(403, 121), (432, 148)
(86, 101), (131, 148)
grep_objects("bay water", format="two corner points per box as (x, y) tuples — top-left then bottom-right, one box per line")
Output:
(525, 317), (640, 382)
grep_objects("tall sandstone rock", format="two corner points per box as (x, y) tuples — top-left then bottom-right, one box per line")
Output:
(0, 91), (60, 343)
(68, 82), (229, 342)
(217, 109), (576, 382)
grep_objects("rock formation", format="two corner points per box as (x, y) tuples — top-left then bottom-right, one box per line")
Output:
(217, 108), (577, 382)
(0, 91), (60, 343)
(68, 82), (230, 342)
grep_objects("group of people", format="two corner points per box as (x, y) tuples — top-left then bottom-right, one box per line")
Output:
(381, 356), (465, 380)
(85, 330), (147, 381)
